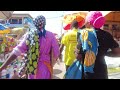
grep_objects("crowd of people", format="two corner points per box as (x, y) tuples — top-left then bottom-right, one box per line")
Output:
(0, 11), (120, 79)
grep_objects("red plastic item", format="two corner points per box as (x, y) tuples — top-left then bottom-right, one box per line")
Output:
(63, 19), (85, 30)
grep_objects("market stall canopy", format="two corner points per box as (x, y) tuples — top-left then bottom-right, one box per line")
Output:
(0, 24), (10, 34)
(103, 11), (120, 22)
(100, 11), (112, 17)
(0, 11), (13, 19)
(63, 11), (88, 30)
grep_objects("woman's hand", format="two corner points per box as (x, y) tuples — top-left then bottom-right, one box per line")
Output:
(74, 48), (82, 60)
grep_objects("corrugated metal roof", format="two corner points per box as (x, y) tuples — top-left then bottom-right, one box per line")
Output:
(0, 11), (13, 19)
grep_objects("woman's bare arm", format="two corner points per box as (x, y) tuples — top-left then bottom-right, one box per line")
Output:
(106, 48), (120, 57)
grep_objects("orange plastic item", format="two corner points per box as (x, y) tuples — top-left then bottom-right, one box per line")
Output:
(63, 12), (87, 30)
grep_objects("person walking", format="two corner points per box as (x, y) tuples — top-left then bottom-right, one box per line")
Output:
(60, 20), (79, 71)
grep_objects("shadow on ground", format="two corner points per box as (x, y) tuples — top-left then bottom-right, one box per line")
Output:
(53, 75), (61, 79)
(53, 69), (62, 75)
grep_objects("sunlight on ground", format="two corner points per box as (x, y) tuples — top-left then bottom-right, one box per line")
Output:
(108, 67), (120, 74)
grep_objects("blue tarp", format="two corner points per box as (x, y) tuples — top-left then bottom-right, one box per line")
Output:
(24, 17), (35, 29)
(0, 24), (7, 30)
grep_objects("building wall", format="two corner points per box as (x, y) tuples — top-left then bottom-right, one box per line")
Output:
(0, 14), (33, 29)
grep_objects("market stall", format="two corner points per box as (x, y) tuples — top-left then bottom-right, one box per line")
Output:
(102, 11), (120, 42)
(0, 24), (17, 53)
(0, 25), (16, 66)
(0, 11), (25, 79)
(11, 27), (26, 38)
(0, 26), (27, 79)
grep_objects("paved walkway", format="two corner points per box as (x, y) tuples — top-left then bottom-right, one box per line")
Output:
(53, 61), (120, 79)
(53, 62), (65, 79)
(108, 73), (120, 79)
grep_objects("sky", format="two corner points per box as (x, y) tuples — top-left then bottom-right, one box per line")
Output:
(13, 11), (86, 18)
(13, 11), (65, 36)
(13, 11), (90, 36)
(13, 11), (111, 36)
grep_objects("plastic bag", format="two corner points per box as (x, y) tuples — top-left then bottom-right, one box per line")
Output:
(64, 60), (82, 79)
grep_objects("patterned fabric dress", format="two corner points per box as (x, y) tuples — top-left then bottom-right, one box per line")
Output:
(64, 28), (99, 79)
(25, 28), (40, 76)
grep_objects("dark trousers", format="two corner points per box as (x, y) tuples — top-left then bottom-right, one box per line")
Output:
(83, 72), (108, 79)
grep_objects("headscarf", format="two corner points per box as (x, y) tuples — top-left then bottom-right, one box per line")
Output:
(85, 11), (105, 28)
(33, 15), (46, 37)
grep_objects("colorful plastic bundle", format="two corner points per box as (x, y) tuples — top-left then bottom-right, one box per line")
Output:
(63, 12), (87, 30)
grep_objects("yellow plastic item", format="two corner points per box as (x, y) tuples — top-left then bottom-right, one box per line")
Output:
(63, 12), (87, 24)
(0, 29), (10, 34)
(84, 50), (96, 67)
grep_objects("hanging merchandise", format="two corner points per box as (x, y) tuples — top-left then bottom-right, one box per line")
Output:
(0, 24), (11, 34)
(0, 35), (6, 54)
(0, 28), (24, 79)
(0, 24), (11, 54)
(1, 69), (7, 79)
(0, 43), (6, 54)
